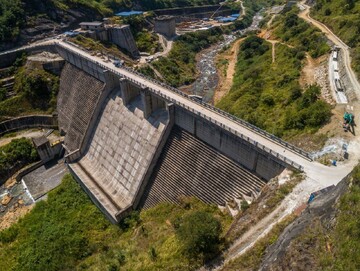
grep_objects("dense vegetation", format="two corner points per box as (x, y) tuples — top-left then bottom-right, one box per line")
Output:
(0, 0), (222, 44)
(315, 165), (360, 270)
(0, 174), (232, 271)
(174, 210), (222, 260)
(0, 138), (38, 182)
(311, 0), (360, 77)
(261, 165), (360, 270)
(152, 27), (224, 86)
(216, 36), (331, 138)
(0, 60), (59, 122)
(0, 0), (24, 42)
(272, 7), (330, 58)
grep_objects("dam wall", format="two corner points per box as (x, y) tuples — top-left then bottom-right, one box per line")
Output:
(174, 105), (286, 180)
(58, 63), (105, 152)
(140, 125), (266, 209)
(56, 44), (106, 82)
(0, 115), (57, 136)
(69, 87), (170, 222)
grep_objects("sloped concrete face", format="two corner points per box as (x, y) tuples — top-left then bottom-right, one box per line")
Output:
(69, 89), (169, 222)
(140, 126), (266, 209)
(58, 63), (105, 152)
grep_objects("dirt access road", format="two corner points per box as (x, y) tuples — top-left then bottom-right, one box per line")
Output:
(298, 1), (360, 94)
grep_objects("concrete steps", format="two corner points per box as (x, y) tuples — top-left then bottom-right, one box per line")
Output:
(140, 126), (266, 209)
(58, 63), (105, 151)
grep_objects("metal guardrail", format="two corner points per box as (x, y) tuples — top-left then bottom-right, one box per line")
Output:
(55, 40), (310, 170)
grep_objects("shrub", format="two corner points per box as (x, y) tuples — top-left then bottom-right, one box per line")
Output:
(0, 138), (38, 179)
(174, 210), (222, 259)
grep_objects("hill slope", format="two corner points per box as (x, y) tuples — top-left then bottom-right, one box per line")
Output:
(310, 0), (360, 77)
(0, 0), (221, 50)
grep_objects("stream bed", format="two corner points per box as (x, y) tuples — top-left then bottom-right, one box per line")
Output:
(186, 12), (263, 103)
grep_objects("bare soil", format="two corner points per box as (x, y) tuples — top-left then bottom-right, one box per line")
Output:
(213, 38), (244, 104)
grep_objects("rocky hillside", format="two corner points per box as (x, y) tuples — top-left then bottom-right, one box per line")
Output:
(0, 0), (220, 50)
(259, 165), (360, 270)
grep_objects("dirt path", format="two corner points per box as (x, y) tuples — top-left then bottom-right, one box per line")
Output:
(213, 38), (244, 103)
(240, 1), (246, 16)
(300, 53), (317, 86)
(0, 129), (45, 147)
(269, 40), (277, 63)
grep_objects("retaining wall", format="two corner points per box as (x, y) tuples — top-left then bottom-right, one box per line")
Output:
(0, 115), (57, 136)
(0, 44), (57, 68)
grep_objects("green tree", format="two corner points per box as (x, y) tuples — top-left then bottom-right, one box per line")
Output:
(174, 210), (221, 259)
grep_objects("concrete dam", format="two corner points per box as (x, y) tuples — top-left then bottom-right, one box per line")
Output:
(0, 41), (312, 223)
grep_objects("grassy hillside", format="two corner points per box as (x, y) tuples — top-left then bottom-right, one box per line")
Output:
(216, 36), (331, 138)
(272, 7), (330, 58)
(0, 0), (221, 44)
(0, 174), (232, 271)
(0, 57), (59, 122)
(311, 0), (360, 77)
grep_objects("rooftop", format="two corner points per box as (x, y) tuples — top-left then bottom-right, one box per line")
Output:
(79, 22), (104, 26)
(32, 136), (49, 147)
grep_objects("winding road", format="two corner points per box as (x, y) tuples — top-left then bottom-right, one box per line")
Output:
(298, 1), (360, 96)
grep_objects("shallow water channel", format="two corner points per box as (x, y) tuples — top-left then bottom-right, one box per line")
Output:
(186, 12), (263, 103)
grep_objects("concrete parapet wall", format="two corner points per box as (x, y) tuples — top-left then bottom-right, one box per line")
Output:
(56, 45), (106, 82)
(0, 161), (43, 186)
(0, 115), (57, 136)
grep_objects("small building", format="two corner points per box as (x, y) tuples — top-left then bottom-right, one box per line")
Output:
(217, 17), (237, 23)
(80, 22), (105, 31)
(154, 16), (176, 38)
(33, 136), (63, 163)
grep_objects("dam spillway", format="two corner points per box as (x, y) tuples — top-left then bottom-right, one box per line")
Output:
(140, 125), (265, 209)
